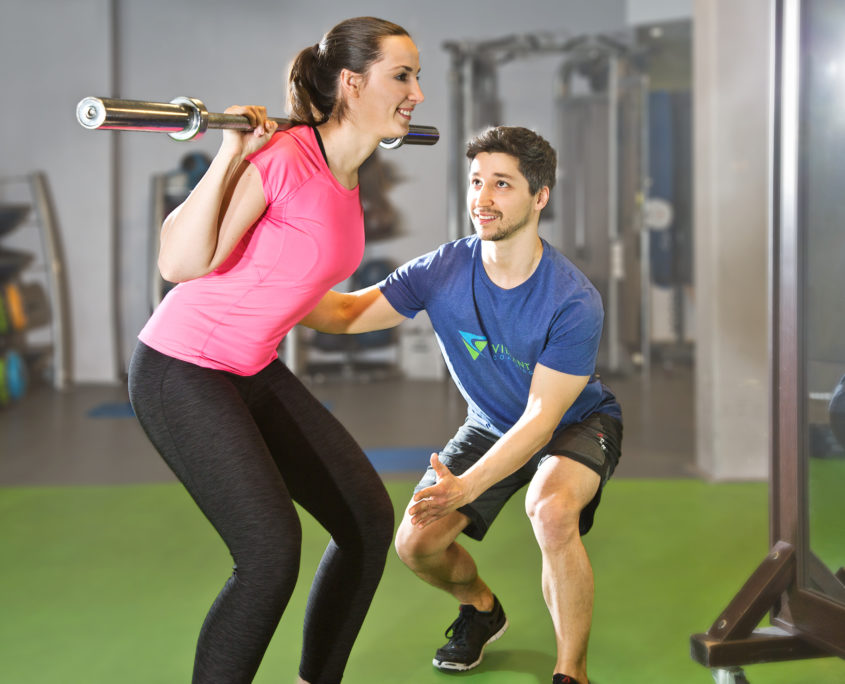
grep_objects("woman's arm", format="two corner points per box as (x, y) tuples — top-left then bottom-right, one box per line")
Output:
(157, 106), (277, 282)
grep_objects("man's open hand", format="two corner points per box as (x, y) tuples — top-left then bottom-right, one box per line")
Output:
(408, 453), (469, 528)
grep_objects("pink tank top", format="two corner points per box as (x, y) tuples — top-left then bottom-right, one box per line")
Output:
(139, 126), (365, 375)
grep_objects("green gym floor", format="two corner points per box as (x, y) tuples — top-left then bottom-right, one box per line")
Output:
(2, 369), (845, 683)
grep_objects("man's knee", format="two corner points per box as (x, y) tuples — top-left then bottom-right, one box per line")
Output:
(394, 519), (433, 567)
(394, 514), (463, 568)
(525, 494), (582, 551)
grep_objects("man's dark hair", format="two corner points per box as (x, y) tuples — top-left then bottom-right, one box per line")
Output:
(465, 126), (557, 195)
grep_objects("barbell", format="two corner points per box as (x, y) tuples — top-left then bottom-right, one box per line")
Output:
(76, 96), (439, 149)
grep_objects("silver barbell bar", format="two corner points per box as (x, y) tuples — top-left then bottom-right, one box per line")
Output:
(76, 96), (439, 149)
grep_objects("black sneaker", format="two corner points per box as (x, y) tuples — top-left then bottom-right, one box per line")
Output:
(553, 675), (587, 684)
(432, 595), (508, 671)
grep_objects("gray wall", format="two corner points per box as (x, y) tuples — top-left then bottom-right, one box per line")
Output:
(693, 0), (771, 480)
(627, 0), (692, 23)
(1, 0), (116, 382)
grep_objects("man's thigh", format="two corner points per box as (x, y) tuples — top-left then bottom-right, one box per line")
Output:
(526, 455), (601, 515)
(528, 413), (622, 536)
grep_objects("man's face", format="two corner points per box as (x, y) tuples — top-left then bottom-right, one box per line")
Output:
(467, 152), (541, 242)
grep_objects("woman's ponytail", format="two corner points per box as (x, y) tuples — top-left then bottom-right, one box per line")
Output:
(287, 43), (334, 126)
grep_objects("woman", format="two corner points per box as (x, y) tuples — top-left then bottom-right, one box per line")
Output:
(127, 16), (424, 684)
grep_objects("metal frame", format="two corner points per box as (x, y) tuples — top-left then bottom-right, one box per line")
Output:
(691, 1), (845, 678)
(28, 173), (72, 390)
(557, 38), (651, 375)
(0, 173), (73, 390)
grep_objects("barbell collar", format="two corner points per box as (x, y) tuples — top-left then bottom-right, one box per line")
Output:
(167, 97), (209, 141)
(382, 125), (440, 148)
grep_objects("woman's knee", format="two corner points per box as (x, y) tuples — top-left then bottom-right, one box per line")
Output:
(330, 486), (394, 557)
(236, 499), (302, 560)
(360, 487), (395, 550)
(226, 516), (303, 606)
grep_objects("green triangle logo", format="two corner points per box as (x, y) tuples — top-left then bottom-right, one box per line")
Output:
(459, 331), (488, 361)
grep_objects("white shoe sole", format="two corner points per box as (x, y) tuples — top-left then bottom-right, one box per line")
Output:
(432, 619), (509, 671)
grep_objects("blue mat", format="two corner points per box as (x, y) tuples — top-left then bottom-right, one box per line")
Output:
(87, 401), (337, 419)
(363, 446), (435, 474)
(86, 401), (434, 473)
(86, 402), (135, 418)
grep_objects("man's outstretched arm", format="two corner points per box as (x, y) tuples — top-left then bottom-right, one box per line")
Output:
(409, 363), (590, 527)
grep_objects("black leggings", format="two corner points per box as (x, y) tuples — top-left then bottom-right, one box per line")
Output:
(128, 342), (394, 684)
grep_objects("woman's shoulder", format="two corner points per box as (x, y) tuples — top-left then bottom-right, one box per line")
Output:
(249, 125), (317, 163)
(247, 125), (324, 195)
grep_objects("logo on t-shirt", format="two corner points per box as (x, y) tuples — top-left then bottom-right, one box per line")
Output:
(458, 329), (534, 375)
(459, 330), (488, 360)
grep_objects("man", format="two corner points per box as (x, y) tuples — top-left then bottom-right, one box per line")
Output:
(302, 126), (622, 684)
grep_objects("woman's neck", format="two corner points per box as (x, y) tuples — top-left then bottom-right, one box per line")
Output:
(316, 118), (381, 190)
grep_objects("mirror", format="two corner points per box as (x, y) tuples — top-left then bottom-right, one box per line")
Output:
(801, 0), (845, 595)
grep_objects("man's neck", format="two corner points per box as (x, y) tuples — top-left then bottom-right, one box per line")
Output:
(480, 230), (544, 290)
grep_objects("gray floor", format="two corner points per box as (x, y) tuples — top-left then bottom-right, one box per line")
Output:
(0, 364), (695, 487)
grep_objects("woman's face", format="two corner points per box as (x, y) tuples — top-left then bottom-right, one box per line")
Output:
(353, 35), (424, 139)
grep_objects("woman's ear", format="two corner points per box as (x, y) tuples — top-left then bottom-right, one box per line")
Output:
(338, 68), (365, 99)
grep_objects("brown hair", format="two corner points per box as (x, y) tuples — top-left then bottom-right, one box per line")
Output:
(466, 126), (557, 196)
(288, 16), (410, 126)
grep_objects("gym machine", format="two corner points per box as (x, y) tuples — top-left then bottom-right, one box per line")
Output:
(690, 1), (845, 682)
(556, 35), (651, 375)
(0, 173), (71, 397)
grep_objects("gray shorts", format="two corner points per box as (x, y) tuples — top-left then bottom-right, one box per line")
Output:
(414, 413), (622, 541)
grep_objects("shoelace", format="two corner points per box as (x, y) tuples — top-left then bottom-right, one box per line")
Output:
(443, 610), (472, 647)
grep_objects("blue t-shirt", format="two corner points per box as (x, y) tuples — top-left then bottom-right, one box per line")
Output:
(380, 236), (621, 436)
